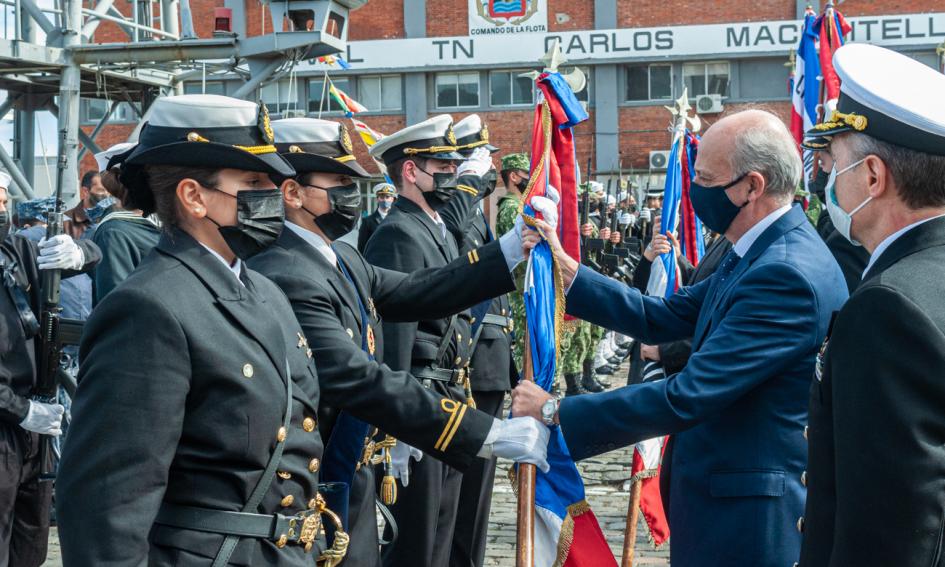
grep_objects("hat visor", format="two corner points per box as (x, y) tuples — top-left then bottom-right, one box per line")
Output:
(283, 153), (372, 178)
(125, 141), (296, 179)
(801, 136), (831, 151)
(804, 124), (853, 140)
(423, 150), (467, 162)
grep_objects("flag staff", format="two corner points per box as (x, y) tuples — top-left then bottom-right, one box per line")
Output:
(620, 88), (694, 567)
(516, 331), (536, 567)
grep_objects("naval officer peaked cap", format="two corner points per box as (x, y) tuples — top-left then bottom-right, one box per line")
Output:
(121, 94), (296, 213)
(369, 114), (465, 166)
(806, 43), (945, 156)
(271, 117), (371, 178)
(374, 182), (396, 196)
(453, 114), (499, 155)
(94, 141), (136, 172)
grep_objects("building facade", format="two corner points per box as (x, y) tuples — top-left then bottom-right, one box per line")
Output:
(80, 0), (945, 209)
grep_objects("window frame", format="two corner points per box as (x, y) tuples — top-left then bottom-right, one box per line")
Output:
(683, 60), (731, 99)
(434, 71), (481, 110)
(356, 74), (403, 112)
(623, 63), (673, 103)
(307, 76), (352, 115)
(488, 69), (535, 108)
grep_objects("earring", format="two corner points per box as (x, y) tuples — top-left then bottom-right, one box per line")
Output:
(194, 207), (202, 213)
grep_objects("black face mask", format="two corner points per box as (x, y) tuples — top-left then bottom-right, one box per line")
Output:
(206, 188), (285, 260)
(303, 182), (362, 241)
(515, 177), (528, 193)
(809, 168), (829, 202)
(416, 164), (458, 211)
(476, 170), (498, 203)
(0, 211), (9, 241)
(690, 173), (749, 234)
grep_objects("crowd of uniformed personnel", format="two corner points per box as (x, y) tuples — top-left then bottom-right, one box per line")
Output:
(0, 41), (944, 567)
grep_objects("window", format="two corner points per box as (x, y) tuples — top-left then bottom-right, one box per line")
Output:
(260, 80), (301, 114)
(80, 99), (140, 124)
(357, 75), (402, 111)
(625, 64), (672, 102)
(738, 59), (789, 100)
(308, 77), (351, 114)
(435, 72), (479, 109)
(183, 81), (226, 95)
(683, 61), (730, 98)
(489, 70), (534, 107)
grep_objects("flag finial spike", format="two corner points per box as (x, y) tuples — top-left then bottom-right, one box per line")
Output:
(538, 38), (567, 73)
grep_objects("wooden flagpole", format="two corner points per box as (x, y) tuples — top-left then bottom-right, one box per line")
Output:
(621, 89), (693, 567)
(516, 329), (535, 567)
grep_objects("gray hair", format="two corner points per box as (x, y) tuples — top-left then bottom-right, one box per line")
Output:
(848, 132), (945, 209)
(730, 111), (801, 202)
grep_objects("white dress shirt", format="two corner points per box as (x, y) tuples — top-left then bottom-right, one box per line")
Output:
(862, 213), (945, 277)
(286, 221), (336, 266)
(733, 204), (792, 258)
(200, 243), (244, 285)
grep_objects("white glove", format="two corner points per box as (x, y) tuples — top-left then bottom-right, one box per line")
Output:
(20, 400), (65, 436)
(456, 147), (493, 178)
(478, 417), (550, 473)
(639, 208), (652, 223)
(38, 234), (84, 271)
(389, 440), (423, 487)
(499, 214), (526, 271)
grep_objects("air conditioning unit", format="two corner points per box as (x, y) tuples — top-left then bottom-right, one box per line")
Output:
(695, 94), (724, 114)
(649, 150), (670, 170)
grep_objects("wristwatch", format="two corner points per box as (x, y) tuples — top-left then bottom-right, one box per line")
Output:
(540, 396), (560, 426)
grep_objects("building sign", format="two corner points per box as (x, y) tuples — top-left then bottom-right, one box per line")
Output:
(468, 0), (548, 36)
(303, 13), (945, 73)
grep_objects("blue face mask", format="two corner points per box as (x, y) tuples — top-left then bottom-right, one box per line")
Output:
(85, 196), (119, 224)
(690, 173), (750, 234)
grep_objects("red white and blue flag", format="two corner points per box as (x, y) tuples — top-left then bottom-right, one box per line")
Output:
(814, 5), (852, 110)
(790, 8), (822, 192)
(637, 120), (703, 548)
(521, 69), (617, 567)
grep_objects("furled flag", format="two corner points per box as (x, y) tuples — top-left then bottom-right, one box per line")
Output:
(520, 68), (617, 567)
(317, 54), (351, 69)
(814, 4), (851, 109)
(790, 8), (822, 193)
(637, 105), (704, 549)
(328, 79), (368, 117)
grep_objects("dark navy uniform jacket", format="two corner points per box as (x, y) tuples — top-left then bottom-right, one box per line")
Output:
(58, 229), (325, 566)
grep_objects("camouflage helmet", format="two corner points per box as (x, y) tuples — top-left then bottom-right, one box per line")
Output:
(500, 152), (529, 173)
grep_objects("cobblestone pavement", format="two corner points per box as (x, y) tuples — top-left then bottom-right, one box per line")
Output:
(44, 363), (669, 566)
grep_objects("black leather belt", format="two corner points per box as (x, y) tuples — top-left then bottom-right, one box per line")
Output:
(481, 313), (510, 328)
(155, 504), (323, 550)
(411, 365), (466, 385)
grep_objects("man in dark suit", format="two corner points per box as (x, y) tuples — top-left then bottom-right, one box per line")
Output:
(799, 44), (945, 567)
(357, 183), (395, 252)
(364, 115), (534, 567)
(512, 109), (848, 566)
(249, 117), (547, 566)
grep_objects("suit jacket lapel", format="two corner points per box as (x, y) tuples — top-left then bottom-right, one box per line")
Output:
(861, 215), (945, 283)
(397, 198), (453, 262)
(279, 229), (363, 335)
(157, 228), (289, 384)
(692, 206), (808, 349)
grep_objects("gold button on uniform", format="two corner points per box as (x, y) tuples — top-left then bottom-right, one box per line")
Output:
(801, 471), (808, 487)
(796, 516), (805, 533)
(276, 534), (288, 548)
(277, 471), (292, 480)
(454, 356), (462, 365)
(281, 495), (295, 507)
(308, 458), (320, 472)
(276, 427), (287, 443)
(242, 363), (254, 378)
(346, 328), (354, 338)
(302, 417), (316, 432)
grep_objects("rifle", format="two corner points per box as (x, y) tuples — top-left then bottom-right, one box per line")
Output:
(33, 128), (69, 480)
